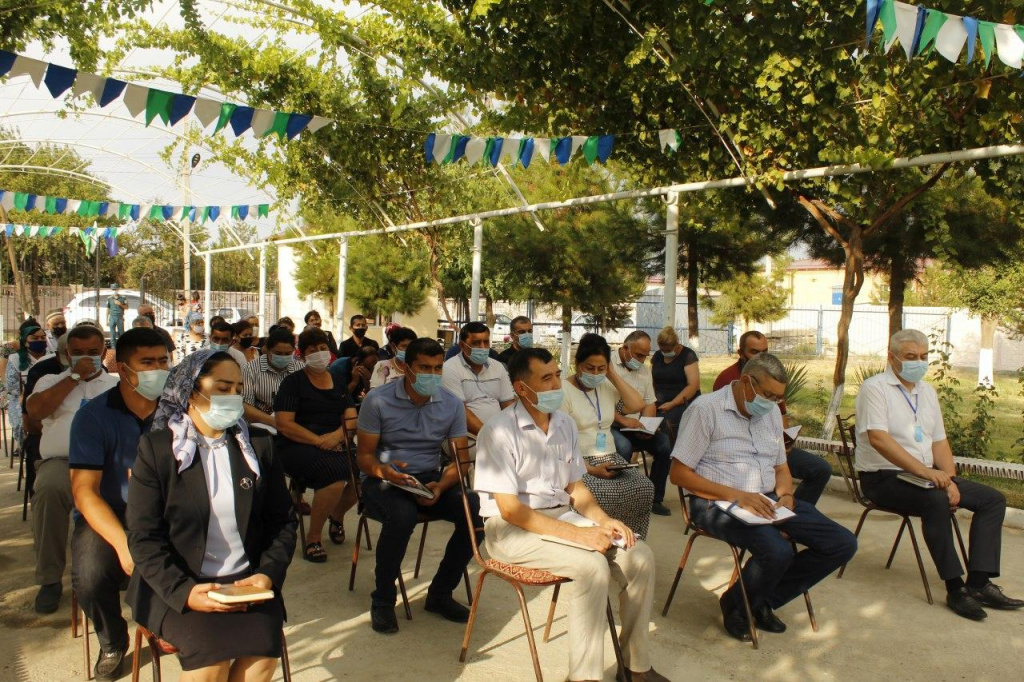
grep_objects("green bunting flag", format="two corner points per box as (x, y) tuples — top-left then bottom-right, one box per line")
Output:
(145, 88), (174, 126)
(257, 204), (269, 218)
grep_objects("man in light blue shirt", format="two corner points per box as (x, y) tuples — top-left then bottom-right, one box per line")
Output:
(356, 337), (481, 636)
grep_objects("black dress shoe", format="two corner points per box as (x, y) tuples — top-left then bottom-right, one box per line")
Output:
(968, 582), (1024, 610)
(651, 501), (672, 516)
(94, 647), (127, 681)
(946, 586), (987, 621)
(425, 592), (471, 623)
(34, 582), (62, 614)
(719, 594), (752, 642)
(753, 603), (787, 633)
(371, 602), (400, 634)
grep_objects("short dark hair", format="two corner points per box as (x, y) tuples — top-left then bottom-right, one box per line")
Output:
(390, 327), (417, 346)
(266, 327), (295, 351)
(115, 328), (167, 363)
(459, 321), (489, 341)
(66, 325), (105, 346)
(575, 333), (610, 365)
(209, 315), (226, 327)
(509, 347), (554, 383)
(739, 330), (767, 353)
(405, 337), (444, 366)
(298, 328), (328, 353)
(277, 316), (294, 329)
(510, 316), (531, 329)
(211, 320), (233, 335)
(304, 310), (320, 323)
(349, 314), (367, 326)
(357, 345), (379, 363)
(231, 319), (252, 336)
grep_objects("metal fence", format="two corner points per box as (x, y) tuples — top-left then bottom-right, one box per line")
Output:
(2, 285), (79, 334)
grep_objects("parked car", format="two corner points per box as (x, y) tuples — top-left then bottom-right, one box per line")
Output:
(569, 314), (636, 346)
(209, 307), (255, 323)
(63, 289), (176, 337)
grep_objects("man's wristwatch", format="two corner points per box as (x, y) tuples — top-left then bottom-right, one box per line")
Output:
(69, 372), (82, 383)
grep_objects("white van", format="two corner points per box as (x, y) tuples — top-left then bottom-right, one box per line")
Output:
(63, 289), (176, 336)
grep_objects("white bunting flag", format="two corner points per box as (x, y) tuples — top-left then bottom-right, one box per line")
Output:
(250, 109), (277, 137)
(122, 84), (149, 118)
(464, 137), (487, 165)
(431, 134), (452, 165)
(9, 55), (48, 88)
(892, 2), (921, 60)
(570, 135), (588, 160)
(994, 24), (1024, 69)
(934, 15), (968, 63)
(535, 137), (551, 162)
(71, 72), (105, 100)
(306, 116), (332, 133)
(193, 98), (222, 128)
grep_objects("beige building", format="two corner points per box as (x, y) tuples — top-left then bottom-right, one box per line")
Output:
(784, 259), (887, 308)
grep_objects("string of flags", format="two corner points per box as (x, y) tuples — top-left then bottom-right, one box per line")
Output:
(0, 189), (269, 224)
(2, 225), (119, 256)
(424, 134), (616, 167)
(0, 49), (332, 139)
(866, 1), (1024, 69)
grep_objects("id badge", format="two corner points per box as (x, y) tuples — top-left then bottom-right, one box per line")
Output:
(914, 425), (923, 443)
(596, 432), (606, 451)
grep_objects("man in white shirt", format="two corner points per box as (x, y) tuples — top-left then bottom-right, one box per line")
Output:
(611, 331), (675, 516)
(25, 325), (120, 614)
(856, 328), (1022, 620)
(476, 348), (668, 682)
(442, 321), (516, 435)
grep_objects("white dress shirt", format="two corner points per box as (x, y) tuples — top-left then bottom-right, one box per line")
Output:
(613, 354), (656, 419)
(475, 403), (586, 518)
(854, 366), (946, 472)
(441, 353), (515, 427)
(35, 369), (120, 460)
(198, 434), (251, 578)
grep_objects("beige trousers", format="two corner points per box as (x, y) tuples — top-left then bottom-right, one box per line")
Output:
(484, 507), (654, 681)
(32, 457), (72, 585)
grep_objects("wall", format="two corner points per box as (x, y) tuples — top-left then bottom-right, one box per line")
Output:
(785, 267), (887, 308)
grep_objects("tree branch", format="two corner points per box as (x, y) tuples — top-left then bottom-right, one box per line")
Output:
(866, 163), (951, 236)
(795, 193), (849, 248)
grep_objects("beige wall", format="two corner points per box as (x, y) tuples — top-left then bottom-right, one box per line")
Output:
(784, 267), (886, 308)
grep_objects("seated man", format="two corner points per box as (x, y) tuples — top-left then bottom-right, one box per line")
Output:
(671, 352), (857, 641)
(208, 319), (248, 368)
(611, 331), (675, 517)
(856, 329), (1023, 620)
(69, 328), (169, 680)
(242, 327), (302, 429)
(441, 321), (516, 437)
(495, 315), (533, 365)
(477, 349), (668, 682)
(356, 338), (482, 635)
(713, 330), (831, 505)
(27, 325), (119, 614)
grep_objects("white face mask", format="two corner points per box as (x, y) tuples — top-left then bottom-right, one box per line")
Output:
(305, 350), (331, 371)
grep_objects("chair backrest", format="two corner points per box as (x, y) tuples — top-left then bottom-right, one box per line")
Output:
(835, 414), (868, 506)
(341, 414), (363, 498)
(675, 486), (699, 531)
(450, 439), (487, 566)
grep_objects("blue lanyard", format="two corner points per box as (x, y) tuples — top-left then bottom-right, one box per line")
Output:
(896, 386), (918, 421)
(582, 388), (603, 429)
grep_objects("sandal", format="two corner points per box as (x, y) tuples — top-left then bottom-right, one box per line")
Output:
(303, 542), (328, 563)
(328, 516), (346, 545)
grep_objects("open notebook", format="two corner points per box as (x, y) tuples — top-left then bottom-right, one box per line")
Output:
(539, 511), (627, 551)
(714, 494), (796, 526)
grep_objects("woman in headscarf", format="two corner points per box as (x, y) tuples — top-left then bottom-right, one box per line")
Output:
(126, 350), (296, 682)
(4, 319), (52, 445)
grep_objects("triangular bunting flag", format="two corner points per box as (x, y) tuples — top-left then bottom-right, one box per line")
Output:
(963, 17), (979, 63)
(0, 50), (16, 77)
(488, 138), (504, 167)
(452, 135), (470, 163)
(582, 136), (600, 165)
(250, 109), (277, 137)
(285, 113), (312, 140)
(99, 78), (128, 107)
(432, 134), (453, 165)
(257, 204), (269, 218)
(237, 205), (249, 220)
(916, 9), (947, 56)
(229, 106), (255, 136)
(266, 111), (290, 139)
(935, 15), (968, 62)
(215, 102), (238, 134)
(145, 88), (174, 126)
(123, 84), (149, 117)
(425, 133), (436, 164)
(978, 21), (996, 67)
(33, 195), (47, 212)
(72, 72), (105, 100)
(994, 23), (1024, 68)
(168, 93), (196, 126)
(306, 116), (332, 133)
(596, 135), (614, 163)
(10, 55), (47, 87)
(892, 2), (920, 59)
(535, 137), (551, 162)
(43, 63), (77, 98)
(519, 138), (534, 168)
(193, 98), (222, 128)
(464, 137), (487, 165)
(554, 137), (572, 165)
(45, 196), (57, 214)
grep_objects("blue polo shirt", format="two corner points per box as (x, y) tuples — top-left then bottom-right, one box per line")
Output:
(357, 378), (467, 475)
(69, 385), (154, 515)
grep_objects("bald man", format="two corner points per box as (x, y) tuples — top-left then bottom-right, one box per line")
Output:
(136, 304), (175, 356)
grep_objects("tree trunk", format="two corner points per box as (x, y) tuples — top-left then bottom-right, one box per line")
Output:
(560, 303), (573, 372)
(832, 228), (865, 389)
(485, 296), (495, 328)
(978, 315), (997, 387)
(4, 236), (29, 320)
(426, 239), (454, 326)
(887, 257), (908, 340)
(686, 242), (699, 349)
(29, 246), (40, 317)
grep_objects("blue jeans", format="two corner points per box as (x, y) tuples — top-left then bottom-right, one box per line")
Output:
(108, 316), (124, 344)
(71, 514), (129, 651)
(360, 471), (483, 606)
(787, 447), (833, 506)
(612, 427), (673, 503)
(690, 495), (857, 611)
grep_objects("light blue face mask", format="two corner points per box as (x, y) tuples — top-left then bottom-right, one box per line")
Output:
(896, 358), (929, 383)
(128, 367), (169, 401)
(411, 370), (442, 397)
(209, 343), (230, 352)
(624, 349), (643, 371)
(578, 371), (606, 389)
(70, 354), (103, 374)
(199, 394), (244, 430)
(525, 384), (564, 413)
(269, 353), (292, 370)
(744, 376), (777, 419)
(662, 350), (677, 358)
(396, 350), (407, 362)
(465, 345), (490, 365)
(516, 332), (534, 349)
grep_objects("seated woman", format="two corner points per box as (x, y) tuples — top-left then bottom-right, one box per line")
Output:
(303, 310), (339, 358)
(561, 333), (656, 539)
(231, 319), (260, 364)
(126, 350), (297, 682)
(369, 326), (416, 389)
(650, 326), (701, 441)
(274, 328), (358, 563)
(5, 320), (52, 446)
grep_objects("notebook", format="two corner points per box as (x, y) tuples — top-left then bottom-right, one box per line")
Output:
(620, 416), (665, 436)
(208, 585), (274, 604)
(714, 494), (796, 526)
(897, 472), (936, 489)
(390, 476), (436, 500)
(539, 511), (627, 550)
(783, 425), (802, 446)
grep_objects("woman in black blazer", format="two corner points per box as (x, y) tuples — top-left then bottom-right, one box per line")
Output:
(126, 349), (297, 680)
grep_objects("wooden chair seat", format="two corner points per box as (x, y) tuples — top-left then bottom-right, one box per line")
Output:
(482, 559), (569, 587)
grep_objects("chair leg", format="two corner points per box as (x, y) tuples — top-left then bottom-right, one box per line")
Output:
(292, 488), (307, 551)
(641, 451), (649, 478)
(398, 573), (412, 620)
(730, 545), (758, 650)
(952, 514), (969, 570)
(662, 533), (700, 616)
(906, 520), (933, 605)
(83, 606), (93, 680)
(460, 572), (488, 663)
(606, 599), (626, 681)
(513, 583), (544, 682)
(542, 584), (560, 643)
(362, 515), (373, 551)
(280, 630), (292, 682)
(414, 522), (429, 579)
(838, 507), (872, 579)
(16, 445), (24, 491)
(463, 569), (473, 606)
(130, 627), (143, 682)
(349, 514), (364, 592)
(885, 518), (909, 570)
(148, 637), (162, 682)
(803, 591), (818, 632)
(71, 592), (79, 639)
(22, 478), (30, 521)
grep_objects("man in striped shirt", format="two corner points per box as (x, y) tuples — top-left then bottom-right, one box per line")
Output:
(242, 327), (303, 429)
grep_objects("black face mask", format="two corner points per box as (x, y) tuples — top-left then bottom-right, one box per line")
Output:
(144, 313), (156, 324)
(353, 328), (367, 338)
(52, 325), (67, 338)
(239, 337), (254, 349)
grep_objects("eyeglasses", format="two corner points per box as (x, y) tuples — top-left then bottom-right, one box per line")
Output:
(749, 375), (784, 404)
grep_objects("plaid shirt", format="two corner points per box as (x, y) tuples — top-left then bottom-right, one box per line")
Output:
(671, 385), (786, 494)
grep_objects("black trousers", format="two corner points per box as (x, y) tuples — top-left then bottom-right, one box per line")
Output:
(71, 514), (129, 651)
(860, 471), (1006, 581)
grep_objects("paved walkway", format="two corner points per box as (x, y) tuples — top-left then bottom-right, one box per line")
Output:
(1, 461), (1022, 681)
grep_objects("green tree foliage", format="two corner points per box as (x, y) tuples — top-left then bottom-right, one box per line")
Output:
(706, 257), (789, 329)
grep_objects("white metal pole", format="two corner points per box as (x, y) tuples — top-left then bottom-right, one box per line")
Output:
(336, 238), (348, 325)
(258, 243), (267, 333)
(203, 253), (212, 326)
(469, 218), (483, 322)
(664, 191), (679, 329)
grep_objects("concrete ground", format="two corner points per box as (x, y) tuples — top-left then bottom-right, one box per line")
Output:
(1, 461), (1023, 682)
